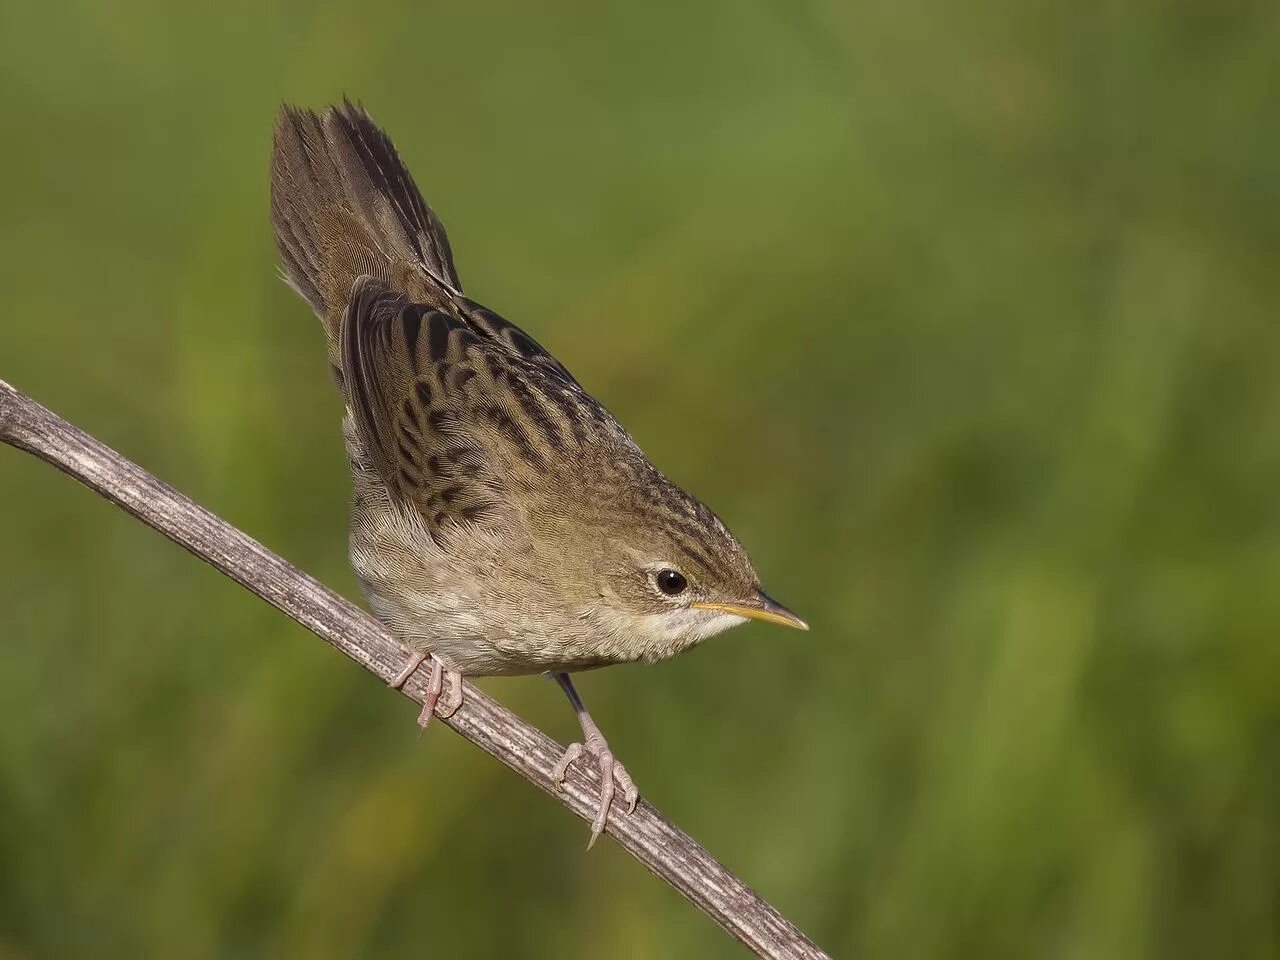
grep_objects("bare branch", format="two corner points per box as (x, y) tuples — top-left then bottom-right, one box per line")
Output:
(0, 378), (830, 960)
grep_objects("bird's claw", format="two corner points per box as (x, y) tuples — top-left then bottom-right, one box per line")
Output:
(415, 656), (463, 728)
(552, 735), (639, 848)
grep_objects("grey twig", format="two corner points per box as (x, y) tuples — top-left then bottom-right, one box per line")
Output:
(0, 378), (829, 960)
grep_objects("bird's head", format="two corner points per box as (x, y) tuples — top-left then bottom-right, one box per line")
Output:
(562, 474), (807, 662)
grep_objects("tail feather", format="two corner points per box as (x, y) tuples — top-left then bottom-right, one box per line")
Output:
(270, 100), (462, 360)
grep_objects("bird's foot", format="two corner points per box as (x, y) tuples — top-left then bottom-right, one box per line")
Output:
(389, 649), (429, 689)
(552, 733), (639, 849)
(416, 655), (463, 728)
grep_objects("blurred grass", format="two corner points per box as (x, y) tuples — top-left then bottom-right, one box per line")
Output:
(1, 0), (1278, 957)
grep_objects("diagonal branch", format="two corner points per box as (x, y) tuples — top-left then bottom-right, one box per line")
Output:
(0, 378), (830, 960)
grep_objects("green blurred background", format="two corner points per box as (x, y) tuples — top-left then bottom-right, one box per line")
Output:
(2, 1), (1278, 957)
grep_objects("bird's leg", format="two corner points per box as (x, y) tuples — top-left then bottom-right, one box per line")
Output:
(436, 662), (464, 719)
(551, 672), (639, 848)
(389, 649), (429, 689)
(416, 655), (464, 728)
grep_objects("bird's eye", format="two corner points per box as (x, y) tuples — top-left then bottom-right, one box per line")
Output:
(655, 569), (688, 596)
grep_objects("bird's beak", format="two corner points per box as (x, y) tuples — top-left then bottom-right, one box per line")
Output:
(693, 591), (809, 631)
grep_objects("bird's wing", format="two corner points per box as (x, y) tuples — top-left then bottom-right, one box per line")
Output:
(454, 296), (581, 389)
(341, 277), (609, 535)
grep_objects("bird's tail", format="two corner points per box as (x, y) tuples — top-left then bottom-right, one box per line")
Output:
(270, 100), (462, 364)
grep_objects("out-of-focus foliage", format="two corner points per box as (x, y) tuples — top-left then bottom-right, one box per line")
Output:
(1, 1), (1277, 957)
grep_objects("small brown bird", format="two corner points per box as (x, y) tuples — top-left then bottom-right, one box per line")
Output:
(270, 100), (806, 845)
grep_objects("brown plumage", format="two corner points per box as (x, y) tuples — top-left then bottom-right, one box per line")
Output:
(270, 100), (806, 844)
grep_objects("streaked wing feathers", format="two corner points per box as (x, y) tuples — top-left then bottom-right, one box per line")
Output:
(457, 297), (579, 389)
(342, 278), (504, 533)
(342, 277), (615, 535)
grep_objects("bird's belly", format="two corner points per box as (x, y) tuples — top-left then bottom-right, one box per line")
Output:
(347, 475), (639, 676)
(357, 564), (611, 676)
(345, 479), (516, 674)
(361, 576), (630, 677)
(359, 580), (523, 675)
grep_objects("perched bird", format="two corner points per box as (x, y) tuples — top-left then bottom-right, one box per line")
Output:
(270, 100), (806, 845)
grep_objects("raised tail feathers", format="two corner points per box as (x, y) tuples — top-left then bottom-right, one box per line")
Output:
(269, 100), (462, 356)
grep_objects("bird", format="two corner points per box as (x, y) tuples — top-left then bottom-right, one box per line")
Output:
(269, 100), (807, 846)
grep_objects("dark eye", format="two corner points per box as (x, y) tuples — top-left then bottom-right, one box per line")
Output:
(655, 569), (688, 596)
